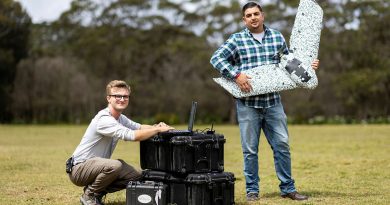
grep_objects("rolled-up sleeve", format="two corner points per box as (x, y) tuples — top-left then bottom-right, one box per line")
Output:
(121, 115), (141, 130)
(96, 115), (137, 141)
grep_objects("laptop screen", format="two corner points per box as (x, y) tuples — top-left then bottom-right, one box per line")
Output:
(187, 101), (197, 132)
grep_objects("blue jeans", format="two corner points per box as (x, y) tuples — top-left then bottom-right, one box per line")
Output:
(236, 99), (296, 195)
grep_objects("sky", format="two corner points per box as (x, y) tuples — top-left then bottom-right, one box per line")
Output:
(15, 0), (73, 23)
(15, 0), (268, 24)
(14, 0), (359, 30)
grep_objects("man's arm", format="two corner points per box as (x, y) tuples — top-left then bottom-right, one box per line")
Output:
(139, 122), (169, 130)
(210, 35), (240, 80)
(97, 115), (173, 141)
(133, 125), (174, 141)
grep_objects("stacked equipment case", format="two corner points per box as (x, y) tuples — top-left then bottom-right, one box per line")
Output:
(126, 131), (235, 205)
(126, 181), (167, 205)
(140, 133), (225, 173)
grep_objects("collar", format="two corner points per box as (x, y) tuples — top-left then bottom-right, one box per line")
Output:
(245, 25), (270, 37)
(106, 107), (121, 120)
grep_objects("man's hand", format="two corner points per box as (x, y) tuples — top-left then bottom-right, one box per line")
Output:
(158, 125), (175, 132)
(311, 59), (320, 70)
(153, 122), (168, 127)
(135, 124), (174, 141)
(156, 122), (175, 132)
(153, 122), (174, 131)
(155, 122), (174, 132)
(235, 73), (252, 93)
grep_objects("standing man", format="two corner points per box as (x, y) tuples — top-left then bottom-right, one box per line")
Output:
(210, 2), (319, 202)
(67, 80), (174, 205)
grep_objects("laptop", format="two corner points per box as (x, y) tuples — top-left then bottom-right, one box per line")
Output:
(159, 101), (197, 137)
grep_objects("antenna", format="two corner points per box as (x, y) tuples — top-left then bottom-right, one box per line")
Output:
(207, 122), (215, 134)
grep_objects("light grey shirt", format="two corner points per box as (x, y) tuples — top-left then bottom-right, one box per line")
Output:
(72, 108), (141, 165)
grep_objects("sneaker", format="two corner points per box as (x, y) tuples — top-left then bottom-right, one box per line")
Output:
(80, 193), (105, 205)
(96, 193), (106, 205)
(246, 192), (259, 201)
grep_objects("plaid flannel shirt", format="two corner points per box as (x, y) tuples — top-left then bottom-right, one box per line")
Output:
(210, 26), (289, 108)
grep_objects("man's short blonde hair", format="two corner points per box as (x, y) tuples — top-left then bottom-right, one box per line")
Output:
(106, 80), (131, 95)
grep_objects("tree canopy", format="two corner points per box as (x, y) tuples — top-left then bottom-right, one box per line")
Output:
(5, 0), (390, 124)
(0, 0), (31, 122)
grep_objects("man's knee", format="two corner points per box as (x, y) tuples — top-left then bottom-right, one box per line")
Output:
(107, 160), (123, 173)
(117, 159), (142, 181)
(132, 170), (143, 181)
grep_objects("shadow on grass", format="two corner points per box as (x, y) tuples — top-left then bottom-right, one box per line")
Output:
(105, 201), (125, 205)
(261, 190), (381, 198)
(103, 190), (383, 205)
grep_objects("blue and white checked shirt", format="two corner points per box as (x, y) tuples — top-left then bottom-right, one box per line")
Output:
(210, 26), (289, 108)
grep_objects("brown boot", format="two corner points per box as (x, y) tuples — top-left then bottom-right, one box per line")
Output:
(281, 191), (309, 200)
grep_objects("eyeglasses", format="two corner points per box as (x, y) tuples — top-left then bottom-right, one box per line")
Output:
(109, 95), (129, 101)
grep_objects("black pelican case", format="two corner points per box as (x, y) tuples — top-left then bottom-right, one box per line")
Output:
(126, 181), (167, 205)
(140, 132), (225, 174)
(142, 170), (235, 205)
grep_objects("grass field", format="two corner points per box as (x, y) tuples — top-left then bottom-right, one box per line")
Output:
(0, 124), (389, 205)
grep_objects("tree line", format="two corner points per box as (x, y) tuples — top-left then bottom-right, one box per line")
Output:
(1, 0), (389, 124)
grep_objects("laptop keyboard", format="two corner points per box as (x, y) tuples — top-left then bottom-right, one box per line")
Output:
(159, 130), (191, 137)
(169, 130), (188, 133)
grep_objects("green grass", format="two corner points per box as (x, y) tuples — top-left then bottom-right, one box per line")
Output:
(0, 124), (389, 205)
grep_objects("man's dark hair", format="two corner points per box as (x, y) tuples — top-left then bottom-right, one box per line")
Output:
(242, 2), (263, 16)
